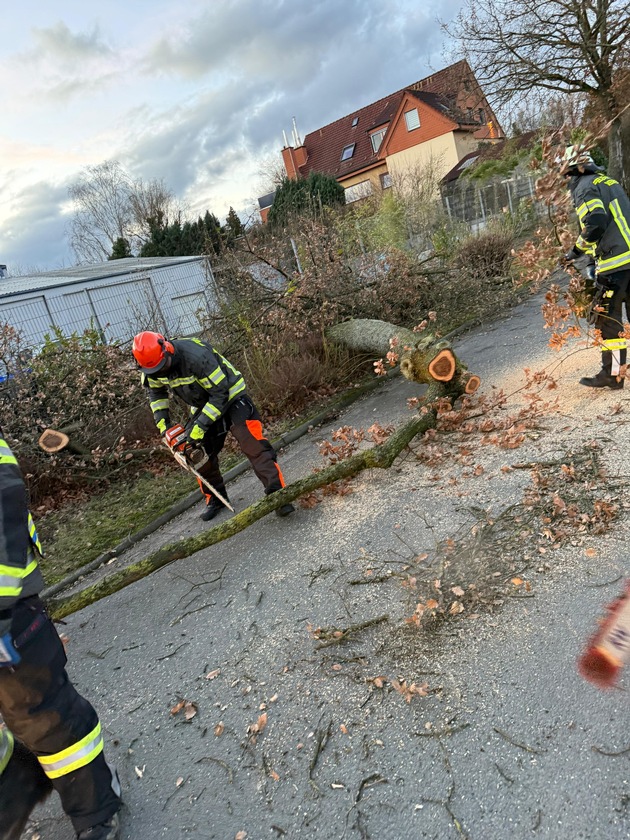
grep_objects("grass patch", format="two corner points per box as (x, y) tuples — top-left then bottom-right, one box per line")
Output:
(37, 466), (197, 584)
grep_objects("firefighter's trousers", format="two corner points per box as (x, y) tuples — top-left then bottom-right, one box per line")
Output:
(0, 596), (121, 833)
(594, 269), (630, 376)
(196, 394), (285, 503)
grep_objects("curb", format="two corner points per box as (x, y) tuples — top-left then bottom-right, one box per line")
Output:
(42, 317), (479, 600)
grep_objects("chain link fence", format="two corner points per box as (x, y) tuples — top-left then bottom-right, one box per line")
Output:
(441, 172), (543, 230)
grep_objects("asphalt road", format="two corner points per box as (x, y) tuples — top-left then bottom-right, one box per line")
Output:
(27, 287), (630, 840)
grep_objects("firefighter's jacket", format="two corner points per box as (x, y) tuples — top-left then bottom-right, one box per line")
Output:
(569, 172), (630, 275)
(141, 338), (246, 440)
(0, 435), (44, 639)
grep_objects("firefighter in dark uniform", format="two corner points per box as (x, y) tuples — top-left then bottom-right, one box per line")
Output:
(132, 332), (295, 520)
(0, 433), (121, 840)
(562, 145), (630, 389)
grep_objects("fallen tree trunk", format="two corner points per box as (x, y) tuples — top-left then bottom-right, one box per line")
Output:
(47, 386), (447, 620)
(326, 318), (479, 396)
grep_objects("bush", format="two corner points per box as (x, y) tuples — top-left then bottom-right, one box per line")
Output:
(455, 224), (515, 282)
(1, 327), (156, 505)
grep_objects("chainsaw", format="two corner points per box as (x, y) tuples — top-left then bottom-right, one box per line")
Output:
(164, 424), (234, 512)
(578, 579), (630, 689)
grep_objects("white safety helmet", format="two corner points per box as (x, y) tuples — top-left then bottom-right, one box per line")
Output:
(560, 144), (596, 173)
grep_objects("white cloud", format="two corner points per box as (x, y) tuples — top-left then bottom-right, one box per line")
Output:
(0, 0), (464, 270)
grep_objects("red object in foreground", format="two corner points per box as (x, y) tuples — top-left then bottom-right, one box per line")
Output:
(164, 423), (187, 453)
(578, 580), (630, 689)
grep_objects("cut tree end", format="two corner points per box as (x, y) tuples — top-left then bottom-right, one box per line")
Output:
(38, 429), (70, 453)
(428, 349), (456, 382)
(464, 374), (481, 394)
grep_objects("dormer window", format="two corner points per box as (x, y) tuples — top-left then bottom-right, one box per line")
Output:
(351, 117), (359, 127)
(341, 143), (355, 161)
(370, 128), (387, 153)
(404, 108), (420, 131)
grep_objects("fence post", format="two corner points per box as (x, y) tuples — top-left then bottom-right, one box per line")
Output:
(290, 237), (303, 275)
(478, 187), (486, 222)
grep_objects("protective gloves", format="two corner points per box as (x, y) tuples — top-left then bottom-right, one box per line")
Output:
(562, 245), (584, 263)
(0, 631), (21, 667)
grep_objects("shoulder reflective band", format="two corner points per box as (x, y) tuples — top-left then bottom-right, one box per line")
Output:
(0, 727), (14, 775)
(38, 721), (104, 779)
(0, 438), (18, 466)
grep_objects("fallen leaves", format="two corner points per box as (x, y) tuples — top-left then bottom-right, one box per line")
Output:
(247, 712), (268, 744)
(170, 700), (198, 721)
(367, 675), (429, 703)
(390, 679), (429, 703)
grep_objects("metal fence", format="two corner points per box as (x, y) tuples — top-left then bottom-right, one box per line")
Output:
(441, 173), (542, 229)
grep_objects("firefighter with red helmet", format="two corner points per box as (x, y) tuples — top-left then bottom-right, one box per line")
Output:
(132, 332), (294, 520)
(0, 432), (122, 840)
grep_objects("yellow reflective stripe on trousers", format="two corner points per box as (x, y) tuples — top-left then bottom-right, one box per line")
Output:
(38, 722), (104, 779)
(602, 338), (627, 350)
(0, 558), (38, 597)
(28, 512), (42, 555)
(0, 728), (14, 775)
(0, 438), (18, 465)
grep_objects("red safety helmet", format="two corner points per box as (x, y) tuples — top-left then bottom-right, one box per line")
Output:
(132, 331), (174, 373)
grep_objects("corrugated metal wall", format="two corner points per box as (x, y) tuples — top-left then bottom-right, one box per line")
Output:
(0, 259), (216, 349)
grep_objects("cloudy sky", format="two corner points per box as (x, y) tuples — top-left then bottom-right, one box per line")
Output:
(0, 0), (464, 272)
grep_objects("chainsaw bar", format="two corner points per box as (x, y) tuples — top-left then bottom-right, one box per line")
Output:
(171, 449), (234, 512)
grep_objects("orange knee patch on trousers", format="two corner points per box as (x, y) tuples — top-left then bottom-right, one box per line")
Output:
(245, 419), (264, 440)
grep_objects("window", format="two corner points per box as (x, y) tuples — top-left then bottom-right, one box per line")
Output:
(370, 128), (387, 153)
(341, 143), (355, 161)
(404, 108), (420, 131)
(344, 180), (373, 203)
(380, 172), (392, 189)
(351, 117), (359, 127)
(478, 108), (486, 124)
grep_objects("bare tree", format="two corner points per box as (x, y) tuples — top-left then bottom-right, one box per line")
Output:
(128, 178), (186, 245)
(68, 161), (183, 263)
(68, 161), (133, 263)
(445, 0), (630, 187)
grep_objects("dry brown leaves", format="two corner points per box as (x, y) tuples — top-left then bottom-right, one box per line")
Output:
(367, 675), (429, 703)
(247, 712), (268, 744)
(170, 699), (198, 721)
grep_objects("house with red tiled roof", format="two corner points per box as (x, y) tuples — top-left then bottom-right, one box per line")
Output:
(273, 60), (503, 212)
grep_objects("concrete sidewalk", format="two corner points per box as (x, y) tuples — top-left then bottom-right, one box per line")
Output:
(28, 291), (630, 840)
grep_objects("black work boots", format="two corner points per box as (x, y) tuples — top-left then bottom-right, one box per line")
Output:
(76, 812), (121, 840)
(0, 739), (53, 840)
(200, 494), (230, 521)
(579, 370), (625, 389)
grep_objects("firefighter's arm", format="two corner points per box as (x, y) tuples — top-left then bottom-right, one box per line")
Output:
(574, 184), (608, 253)
(187, 350), (231, 443)
(0, 441), (30, 660)
(141, 372), (171, 435)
